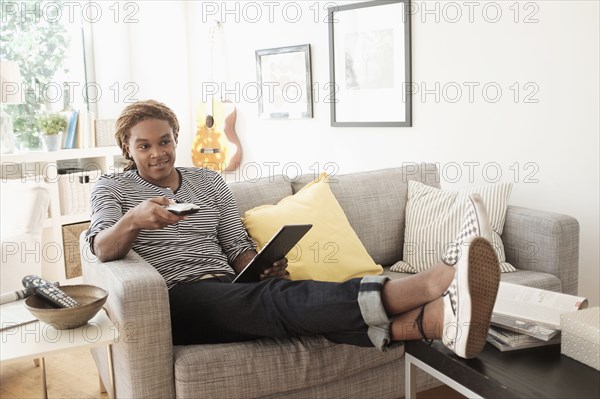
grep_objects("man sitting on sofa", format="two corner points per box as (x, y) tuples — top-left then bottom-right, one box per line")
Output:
(86, 100), (500, 360)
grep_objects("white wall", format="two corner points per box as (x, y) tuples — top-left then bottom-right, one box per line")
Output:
(89, 1), (192, 163)
(91, 1), (599, 305)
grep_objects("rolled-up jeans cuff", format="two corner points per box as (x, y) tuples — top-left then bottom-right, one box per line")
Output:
(358, 275), (391, 351)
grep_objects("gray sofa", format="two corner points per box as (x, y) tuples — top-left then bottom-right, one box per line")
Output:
(81, 164), (579, 398)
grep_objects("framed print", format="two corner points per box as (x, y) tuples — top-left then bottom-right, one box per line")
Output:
(256, 44), (313, 119)
(328, 0), (412, 127)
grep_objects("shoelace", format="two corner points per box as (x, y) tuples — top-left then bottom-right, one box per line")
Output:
(415, 304), (434, 346)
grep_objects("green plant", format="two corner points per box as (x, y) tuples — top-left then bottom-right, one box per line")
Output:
(38, 113), (67, 135)
(0, 0), (71, 148)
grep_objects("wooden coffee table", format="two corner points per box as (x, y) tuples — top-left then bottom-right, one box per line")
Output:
(405, 340), (600, 398)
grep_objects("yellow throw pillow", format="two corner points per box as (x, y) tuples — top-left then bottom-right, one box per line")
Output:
(242, 173), (383, 282)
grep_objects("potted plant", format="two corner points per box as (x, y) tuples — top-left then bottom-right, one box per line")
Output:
(38, 113), (67, 151)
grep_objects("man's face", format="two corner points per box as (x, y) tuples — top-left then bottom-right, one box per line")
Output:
(125, 118), (178, 186)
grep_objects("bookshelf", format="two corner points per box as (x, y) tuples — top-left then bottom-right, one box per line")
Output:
(0, 146), (123, 282)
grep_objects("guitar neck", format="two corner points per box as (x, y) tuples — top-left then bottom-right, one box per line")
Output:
(207, 21), (217, 119)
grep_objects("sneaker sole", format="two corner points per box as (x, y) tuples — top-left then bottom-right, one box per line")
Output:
(463, 237), (500, 358)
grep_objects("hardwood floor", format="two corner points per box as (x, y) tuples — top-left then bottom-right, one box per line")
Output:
(0, 347), (464, 399)
(414, 385), (467, 399)
(0, 348), (107, 399)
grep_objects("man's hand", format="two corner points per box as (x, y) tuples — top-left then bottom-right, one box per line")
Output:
(127, 197), (187, 230)
(232, 251), (290, 281)
(260, 258), (289, 280)
(93, 197), (187, 262)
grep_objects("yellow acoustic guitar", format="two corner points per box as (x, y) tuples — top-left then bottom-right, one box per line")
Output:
(192, 99), (242, 171)
(191, 21), (242, 172)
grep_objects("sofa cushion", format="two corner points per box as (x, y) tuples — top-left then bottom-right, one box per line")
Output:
(499, 269), (562, 292)
(173, 336), (405, 399)
(291, 164), (441, 266)
(229, 175), (294, 217)
(381, 267), (562, 292)
(1, 180), (50, 293)
(242, 173), (382, 281)
(391, 180), (516, 273)
(0, 179), (49, 236)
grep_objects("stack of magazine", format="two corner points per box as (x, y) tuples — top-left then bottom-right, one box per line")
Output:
(488, 282), (588, 351)
(0, 287), (38, 331)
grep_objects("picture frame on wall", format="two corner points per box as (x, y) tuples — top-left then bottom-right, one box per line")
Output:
(255, 44), (313, 119)
(328, 0), (412, 127)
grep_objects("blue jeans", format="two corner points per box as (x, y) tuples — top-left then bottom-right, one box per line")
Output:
(168, 275), (392, 350)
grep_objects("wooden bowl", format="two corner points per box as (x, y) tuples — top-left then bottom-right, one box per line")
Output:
(25, 285), (108, 329)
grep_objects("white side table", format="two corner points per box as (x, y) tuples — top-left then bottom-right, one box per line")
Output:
(1, 309), (118, 398)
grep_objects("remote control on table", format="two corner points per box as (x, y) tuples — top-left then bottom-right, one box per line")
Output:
(22, 275), (80, 308)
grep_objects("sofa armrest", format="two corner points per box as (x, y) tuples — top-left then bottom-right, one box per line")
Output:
(80, 233), (175, 399)
(501, 206), (579, 295)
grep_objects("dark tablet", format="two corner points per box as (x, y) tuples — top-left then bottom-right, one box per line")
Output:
(232, 224), (312, 283)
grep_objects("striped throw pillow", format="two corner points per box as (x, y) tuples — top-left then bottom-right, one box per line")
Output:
(391, 180), (515, 273)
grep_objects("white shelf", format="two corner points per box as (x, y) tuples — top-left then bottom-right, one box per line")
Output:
(61, 213), (92, 225)
(1, 147), (122, 283)
(0, 146), (121, 164)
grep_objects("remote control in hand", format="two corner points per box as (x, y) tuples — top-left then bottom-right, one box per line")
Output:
(22, 275), (80, 308)
(165, 203), (200, 216)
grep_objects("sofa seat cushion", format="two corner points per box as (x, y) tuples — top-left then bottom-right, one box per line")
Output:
(173, 335), (404, 399)
(381, 267), (562, 292)
(499, 268), (562, 292)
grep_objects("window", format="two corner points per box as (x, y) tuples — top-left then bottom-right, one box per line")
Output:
(1, 0), (89, 150)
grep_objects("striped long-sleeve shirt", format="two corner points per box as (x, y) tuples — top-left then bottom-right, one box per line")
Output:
(85, 167), (255, 289)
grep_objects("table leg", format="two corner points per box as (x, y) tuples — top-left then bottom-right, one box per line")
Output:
(406, 353), (483, 399)
(98, 376), (107, 394)
(40, 357), (48, 399)
(405, 354), (417, 399)
(107, 345), (116, 399)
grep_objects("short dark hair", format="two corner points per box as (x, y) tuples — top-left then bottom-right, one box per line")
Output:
(114, 100), (179, 170)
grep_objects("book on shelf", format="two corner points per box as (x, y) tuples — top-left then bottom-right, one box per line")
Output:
(493, 282), (588, 331)
(75, 108), (96, 149)
(60, 110), (74, 148)
(75, 109), (85, 148)
(487, 325), (561, 352)
(64, 109), (79, 149)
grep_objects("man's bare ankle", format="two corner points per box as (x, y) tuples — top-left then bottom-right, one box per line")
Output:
(426, 264), (455, 299)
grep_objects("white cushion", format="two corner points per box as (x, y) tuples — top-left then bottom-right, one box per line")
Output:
(0, 179), (49, 237)
(391, 180), (515, 273)
(1, 180), (50, 293)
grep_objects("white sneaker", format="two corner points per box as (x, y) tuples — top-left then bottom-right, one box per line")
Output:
(442, 193), (492, 267)
(442, 237), (500, 359)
